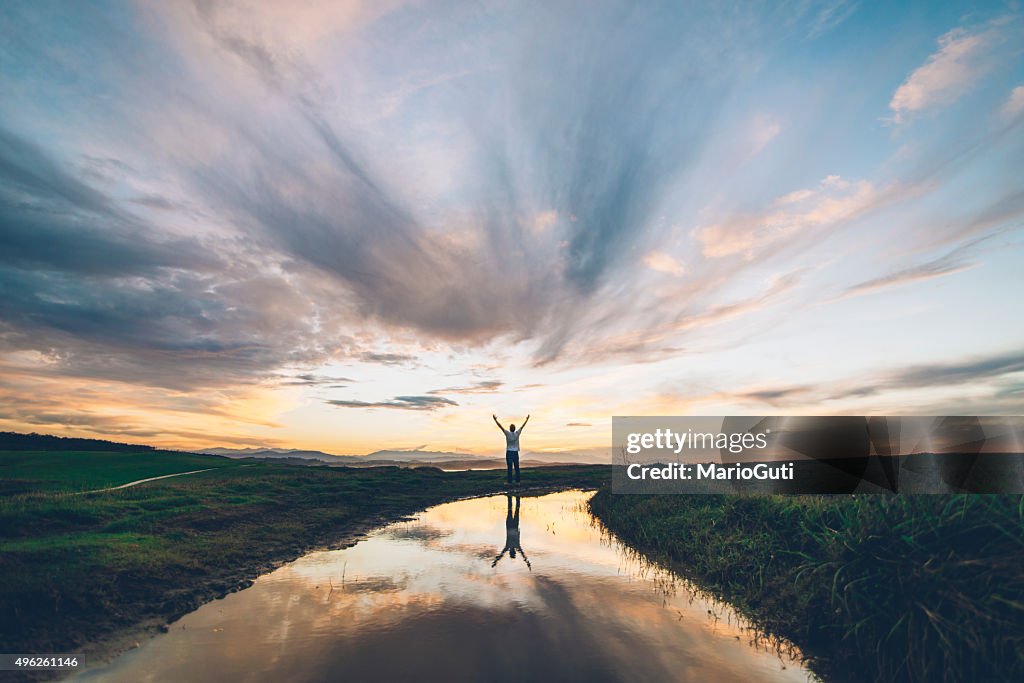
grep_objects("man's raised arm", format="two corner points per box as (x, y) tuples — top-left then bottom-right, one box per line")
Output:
(492, 414), (507, 433)
(520, 414), (531, 431)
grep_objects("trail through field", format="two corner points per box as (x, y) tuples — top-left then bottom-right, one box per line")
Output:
(78, 468), (217, 494)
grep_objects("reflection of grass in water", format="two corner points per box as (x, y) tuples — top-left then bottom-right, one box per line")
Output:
(589, 492), (1024, 682)
(0, 451), (609, 660)
(583, 503), (808, 676)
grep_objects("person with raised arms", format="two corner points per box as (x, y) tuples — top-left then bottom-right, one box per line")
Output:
(492, 413), (529, 486)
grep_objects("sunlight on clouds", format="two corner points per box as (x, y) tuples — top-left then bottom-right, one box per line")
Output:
(0, 356), (294, 449)
(642, 251), (685, 276)
(151, 0), (399, 59)
(529, 210), (560, 234)
(692, 175), (879, 259)
(1001, 85), (1024, 118)
(888, 25), (996, 124)
(748, 115), (781, 155)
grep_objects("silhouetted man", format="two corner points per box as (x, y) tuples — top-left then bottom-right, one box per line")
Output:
(493, 413), (529, 486)
(492, 493), (530, 570)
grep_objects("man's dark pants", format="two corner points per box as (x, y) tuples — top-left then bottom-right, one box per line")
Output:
(506, 450), (520, 484)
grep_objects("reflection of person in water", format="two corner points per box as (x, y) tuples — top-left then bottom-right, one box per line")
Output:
(493, 413), (529, 486)
(492, 494), (531, 570)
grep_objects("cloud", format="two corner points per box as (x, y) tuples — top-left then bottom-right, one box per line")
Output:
(142, 0), (812, 366)
(278, 373), (354, 387)
(1001, 85), (1024, 118)
(566, 422), (592, 427)
(0, 129), (334, 390)
(182, 0), (392, 60)
(129, 3), (559, 345)
(0, 0), (930, 390)
(428, 380), (502, 395)
(0, 363), (286, 448)
(842, 258), (973, 298)
(130, 193), (190, 212)
(326, 395), (458, 411)
(747, 116), (781, 155)
(0, 127), (117, 217)
(359, 352), (418, 366)
(889, 25), (996, 124)
(835, 235), (991, 300)
(536, 268), (803, 367)
(735, 386), (813, 405)
(642, 251), (686, 276)
(529, 210), (559, 234)
(673, 270), (804, 330)
(725, 350), (1024, 409)
(497, 5), (743, 295)
(803, 0), (861, 39)
(0, 129), (217, 276)
(891, 350), (1024, 389)
(693, 175), (881, 259)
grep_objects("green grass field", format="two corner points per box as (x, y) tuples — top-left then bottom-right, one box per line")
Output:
(589, 491), (1024, 683)
(0, 450), (608, 662)
(0, 450), (241, 494)
(11, 448), (1019, 682)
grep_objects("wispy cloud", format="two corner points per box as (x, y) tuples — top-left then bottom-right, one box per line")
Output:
(722, 350), (1024, 409)
(733, 386), (814, 406)
(889, 24), (998, 124)
(359, 352), (418, 366)
(643, 251), (686, 276)
(693, 175), (883, 259)
(326, 396), (458, 411)
(834, 235), (992, 301)
(428, 380), (502, 395)
(747, 115), (782, 155)
(892, 350), (1024, 389)
(278, 373), (354, 387)
(1001, 85), (1024, 118)
(804, 0), (861, 39)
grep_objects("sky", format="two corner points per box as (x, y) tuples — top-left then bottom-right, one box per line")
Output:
(1, 0), (1022, 458)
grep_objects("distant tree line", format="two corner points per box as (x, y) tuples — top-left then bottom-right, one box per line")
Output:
(0, 431), (154, 452)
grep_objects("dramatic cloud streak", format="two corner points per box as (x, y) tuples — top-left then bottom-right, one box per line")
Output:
(721, 350), (1024, 410)
(428, 381), (503, 395)
(327, 396), (458, 411)
(693, 175), (884, 259)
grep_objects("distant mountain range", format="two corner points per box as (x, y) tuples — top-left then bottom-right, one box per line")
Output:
(197, 447), (472, 465)
(196, 446), (608, 467)
(0, 431), (605, 468)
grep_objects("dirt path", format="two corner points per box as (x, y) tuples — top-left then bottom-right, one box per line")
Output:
(78, 468), (217, 494)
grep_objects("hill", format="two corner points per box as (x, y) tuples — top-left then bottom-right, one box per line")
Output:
(0, 431), (155, 452)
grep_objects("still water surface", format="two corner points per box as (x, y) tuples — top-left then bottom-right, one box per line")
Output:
(76, 491), (814, 682)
